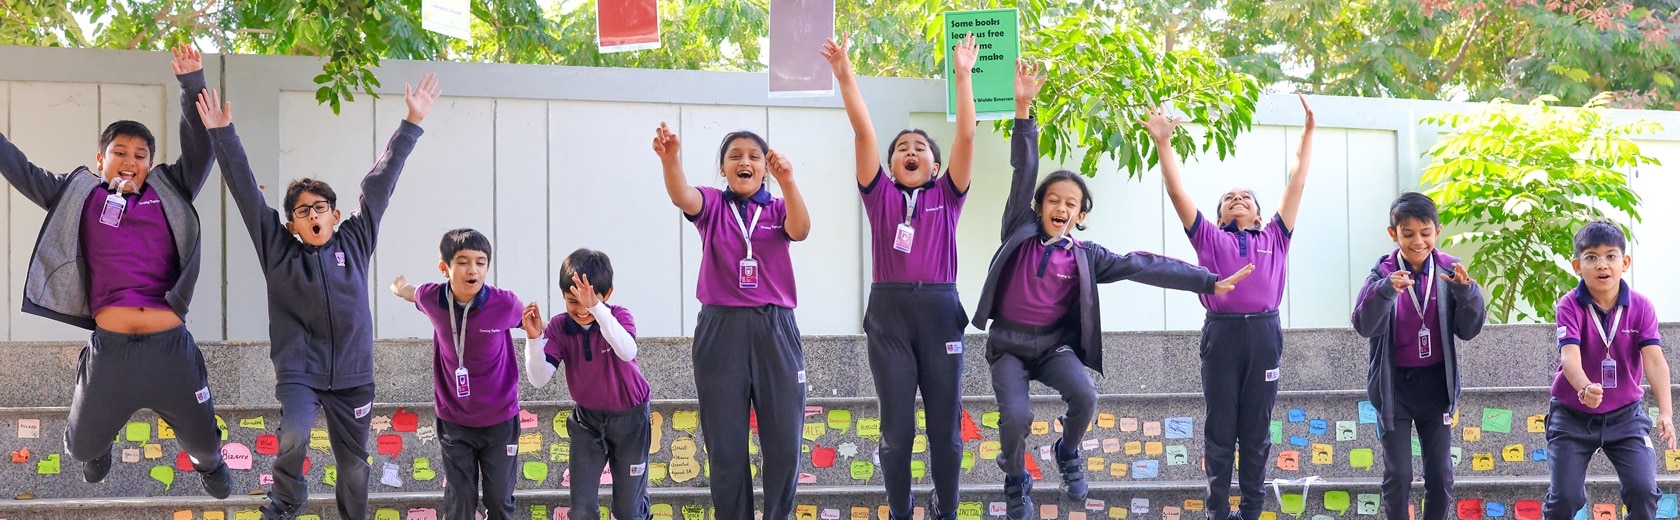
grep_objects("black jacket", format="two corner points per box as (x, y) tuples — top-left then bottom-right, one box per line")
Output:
(1352, 249), (1486, 432)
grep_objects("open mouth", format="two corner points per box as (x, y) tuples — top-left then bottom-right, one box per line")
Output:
(311, 224), (322, 235)
(904, 159), (920, 172)
(1597, 273), (1613, 281)
(734, 169), (753, 179)
(1049, 215), (1068, 229)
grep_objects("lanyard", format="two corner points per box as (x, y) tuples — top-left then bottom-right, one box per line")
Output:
(447, 290), (475, 373)
(730, 201), (764, 260)
(1405, 260), (1435, 323)
(1587, 302), (1624, 363)
(901, 187), (922, 225)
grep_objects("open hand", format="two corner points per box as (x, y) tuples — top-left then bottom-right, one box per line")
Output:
(952, 33), (979, 76)
(821, 36), (854, 80)
(194, 89), (233, 129)
(405, 73), (442, 125)
(1014, 59), (1047, 102)
(171, 43), (202, 75)
(1213, 264), (1256, 295)
(1142, 106), (1181, 143)
(568, 274), (602, 309)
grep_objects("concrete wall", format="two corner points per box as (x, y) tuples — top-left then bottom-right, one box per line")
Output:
(3, 46), (1680, 341)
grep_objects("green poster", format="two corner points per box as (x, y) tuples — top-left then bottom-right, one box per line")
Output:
(943, 8), (1020, 121)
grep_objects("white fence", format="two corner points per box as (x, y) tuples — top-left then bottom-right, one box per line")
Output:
(3, 46), (1679, 342)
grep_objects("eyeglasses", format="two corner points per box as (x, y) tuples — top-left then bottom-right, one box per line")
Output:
(1579, 253), (1623, 267)
(291, 201), (333, 219)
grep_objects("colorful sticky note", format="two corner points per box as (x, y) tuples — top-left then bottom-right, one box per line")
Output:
(36, 453), (60, 475)
(850, 460), (875, 481)
(144, 443), (163, 459)
(1503, 444), (1525, 462)
(1103, 438), (1120, 453)
(391, 408), (418, 432)
(1489, 502), (1508, 518)
(1308, 419), (1328, 435)
(1473, 453), (1494, 471)
(1533, 448), (1548, 462)
(1324, 491), (1351, 513)
(322, 465), (338, 486)
(978, 441), (1002, 460)
(238, 417), (266, 429)
(1132, 460), (1159, 479)
(1145, 442), (1163, 456)
(1593, 504), (1615, 520)
(981, 411), (1001, 429)
(857, 418), (881, 441)
(1528, 414), (1547, 433)
(672, 410), (699, 433)
(1143, 421), (1162, 437)
(1280, 494), (1304, 515)
(157, 419), (176, 440)
(1276, 451), (1299, 471)
(811, 445), (837, 468)
(671, 437), (698, 458)
(518, 433), (542, 454)
(669, 457), (701, 483)
(1031, 421), (1050, 435)
(827, 410), (852, 433)
(1290, 435), (1309, 447)
(1453, 446), (1464, 466)
(523, 461), (548, 482)
(1358, 494), (1381, 515)
(222, 443), (253, 470)
(412, 458), (436, 481)
(1655, 495), (1677, 519)
(518, 409), (539, 429)
(125, 422), (151, 442)
(1335, 421), (1357, 441)
(1120, 418), (1139, 432)
(1287, 409), (1307, 423)
(1270, 421), (1284, 444)
(804, 422), (827, 441)
(961, 450), (975, 472)
(377, 434), (403, 457)
(1358, 401), (1378, 424)
(309, 428), (330, 451)
(1097, 414), (1116, 429)
(1164, 417), (1193, 439)
(17, 418), (40, 439)
(1350, 448), (1374, 469)
(1166, 445), (1189, 465)
(1311, 444), (1333, 465)
(911, 459), (927, 480)
(1482, 408), (1513, 434)
(1124, 441), (1142, 455)
(1463, 427), (1482, 442)
(150, 465), (174, 490)
(1459, 499), (1485, 520)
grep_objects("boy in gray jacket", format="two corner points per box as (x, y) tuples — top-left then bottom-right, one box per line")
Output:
(195, 75), (440, 519)
(0, 45), (231, 498)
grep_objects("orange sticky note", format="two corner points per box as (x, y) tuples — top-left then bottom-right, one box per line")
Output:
(1145, 442), (1163, 456)
(1593, 503), (1616, 520)
(1277, 451), (1299, 471)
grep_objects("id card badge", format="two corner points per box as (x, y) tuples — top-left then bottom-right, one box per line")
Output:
(893, 223), (915, 253)
(738, 258), (759, 289)
(1417, 327), (1432, 359)
(454, 366), (471, 398)
(99, 193), (126, 227)
(1602, 357), (1618, 389)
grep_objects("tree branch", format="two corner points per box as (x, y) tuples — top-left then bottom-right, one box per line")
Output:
(1439, 10), (1493, 93)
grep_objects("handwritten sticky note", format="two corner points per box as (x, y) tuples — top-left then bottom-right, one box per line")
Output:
(255, 434), (279, 455)
(1473, 453), (1494, 471)
(1287, 409), (1306, 423)
(1533, 448), (1548, 461)
(1097, 414), (1116, 429)
(1656, 495), (1678, 519)
(978, 441), (1001, 460)
(980, 411), (1001, 429)
(1358, 401), (1378, 424)
(1453, 446), (1464, 466)
(1529, 414), (1547, 433)
(804, 422), (827, 441)
(1031, 421), (1050, 435)
(1131, 498), (1150, 515)
(36, 453), (61, 474)
(222, 443), (253, 470)
(144, 443), (163, 459)
(1311, 444), (1333, 465)
(369, 415), (391, 433)
(912, 434), (928, 454)
(405, 508), (437, 520)
(1143, 422), (1162, 437)
(157, 419), (176, 440)
(1120, 417), (1139, 432)
(1593, 504), (1615, 520)
(1459, 499), (1485, 520)
(1463, 427), (1482, 442)
(518, 433), (542, 454)
(1358, 494), (1381, 515)
(1103, 438), (1120, 453)
(1087, 456), (1106, 472)
(1324, 491), (1350, 513)
(1276, 451), (1299, 471)
(377, 434), (403, 457)
(1124, 441), (1142, 455)
(1489, 502), (1507, 518)
(850, 460), (875, 481)
(1145, 442), (1163, 456)
(1164, 417), (1193, 439)
(1166, 445), (1188, 466)
(1667, 450), (1680, 471)
(379, 462), (401, 487)
(669, 457), (701, 483)
(1336, 421), (1357, 441)
(323, 465), (338, 486)
(125, 422), (151, 442)
(1290, 435), (1310, 447)
(828, 410), (853, 433)
(1180, 500), (1199, 512)
(671, 437), (698, 458)
(552, 411), (570, 438)
(857, 418), (882, 441)
(1133, 460), (1160, 479)
(1482, 408), (1513, 434)
(17, 419), (40, 439)
(1503, 444), (1525, 462)
(961, 451), (975, 472)
(523, 461), (548, 482)
(1109, 462), (1127, 478)
(1308, 419), (1328, 435)
(120, 448), (138, 462)
(516, 409), (538, 429)
(391, 408), (418, 432)
(412, 458), (436, 481)
(910, 459), (927, 480)
(1279, 494), (1305, 515)
(309, 428), (330, 451)
(1161, 506), (1179, 520)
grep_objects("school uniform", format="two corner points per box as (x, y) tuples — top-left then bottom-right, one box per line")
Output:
(0, 69), (228, 480)
(209, 120), (423, 519)
(540, 304), (651, 520)
(1352, 249), (1486, 520)
(1185, 209), (1292, 520)
(971, 117), (1218, 485)
(860, 167), (969, 519)
(685, 185), (805, 520)
(1543, 281), (1663, 520)
(414, 283), (524, 520)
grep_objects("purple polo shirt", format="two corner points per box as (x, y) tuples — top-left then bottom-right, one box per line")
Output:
(1187, 211), (1292, 313)
(995, 236), (1080, 327)
(688, 186), (796, 308)
(79, 184), (179, 315)
(1552, 280), (1663, 414)
(541, 305), (650, 412)
(1389, 250), (1445, 368)
(860, 168), (966, 283)
(415, 283), (524, 428)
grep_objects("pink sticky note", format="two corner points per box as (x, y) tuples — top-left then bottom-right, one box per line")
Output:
(220, 443), (254, 470)
(406, 508), (438, 520)
(259, 473), (274, 484)
(519, 409), (539, 430)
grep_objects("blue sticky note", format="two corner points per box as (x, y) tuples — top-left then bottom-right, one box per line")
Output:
(1133, 460), (1160, 479)
(1487, 502), (1506, 518)
(1288, 409), (1307, 423)
(1358, 401), (1378, 424)
(1533, 449), (1548, 461)
(1290, 436), (1309, 447)
(1656, 494), (1677, 519)
(1575, 505), (1591, 520)
(1164, 417), (1194, 439)
(1308, 419), (1328, 435)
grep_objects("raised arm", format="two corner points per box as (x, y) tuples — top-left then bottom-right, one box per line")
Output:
(652, 122), (703, 216)
(1144, 107), (1198, 230)
(1001, 60), (1047, 241)
(767, 150), (811, 241)
(822, 36), (880, 187)
(1275, 94), (1315, 230)
(1441, 262), (1486, 341)
(197, 89), (286, 261)
(162, 44), (214, 198)
(0, 129), (68, 210)
(388, 275), (418, 303)
(358, 73), (435, 228)
(945, 33), (979, 192)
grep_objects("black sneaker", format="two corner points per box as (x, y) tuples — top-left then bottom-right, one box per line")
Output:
(1053, 437), (1088, 502)
(82, 451), (112, 484)
(928, 493), (957, 520)
(201, 461), (232, 499)
(1004, 473), (1036, 520)
(259, 500), (301, 520)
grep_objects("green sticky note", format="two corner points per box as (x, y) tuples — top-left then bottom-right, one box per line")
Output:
(35, 453), (60, 475)
(1357, 494), (1381, 515)
(1482, 408), (1514, 434)
(651, 504), (674, 519)
(125, 421), (151, 442)
(803, 422), (826, 441)
(961, 450), (975, 472)
(297, 516), (320, 520)
(1350, 448), (1375, 469)
(322, 465), (337, 486)
(1165, 445), (1189, 466)
(531, 505), (548, 520)
(1412, 435), (1422, 456)
(150, 465), (175, 491)
(913, 434), (928, 454)
(827, 410), (852, 433)
(374, 508), (401, 520)
(1270, 421), (1283, 444)
(981, 411), (1001, 429)
(850, 460), (876, 480)
(1451, 446), (1463, 467)
(239, 417), (266, 429)
(917, 410), (927, 430)
(550, 442), (569, 463)
(1325, 491), (1351, 512)
(1281, 493), (1305, 514)
(1335, 421), (1358, 441)
(412, 458), (436, 481)
(957, 502), (984, 520)
(911, 459), (927, 480)
(217, 415), (228, 440)
(942, 8), (1022, 120)
(553, 411), (570, 438)
(672, 411), (700, 434)
(857, 417), (882, 440)
(523, 461), (548, 482)
(680, 505), (704, 520)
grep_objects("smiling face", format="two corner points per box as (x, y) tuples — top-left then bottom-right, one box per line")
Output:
(1037, 179), (1088, 237)
(887, 130), (941, 188)
(96, 134), (153, 192)
(719, 136), (767, 198)
(440, 249), (490, 303)
(1388, 217), (1441, 268)
(283, 190), (342, 247)
(1217, 187), (1261, 228)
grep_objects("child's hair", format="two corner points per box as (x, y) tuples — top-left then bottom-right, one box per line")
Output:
(886, 129), (943, 169)
(1573, 221), (1627, 256)
(716, 131), (769, 169)
(1214, 188), (1262, 226)
(1033, 170), (1093, 232)
(99, 120), (156, 157)
(1388, 192), (1440, 227)
(283, 178), (338, 220)
(560, 248), (615, 296)
(438, 228), (493, 263)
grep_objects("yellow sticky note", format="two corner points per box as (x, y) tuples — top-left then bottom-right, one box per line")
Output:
(1528, 414), (1546, 433)
(796, 505), (818, 520)
(204, 512), (226, 520)
(1031, 421), (1050, 435)
(1124, 441), (1142, 455)
(1184, 500), (1204, 512)
(1260, 513), (1277, 520)
(1311, 444), (1333, 465)
(1109, 462), (1127, 478)
(518, 433), (542, 454)
(1145, 442), (1163, 456)
(239, 417), (266, 429)
(1097, 414), (1116, 429)
(235, 511), (264, 520)
(671, 437), (699, 458)
(1666, 449), (1680, 471)
(803, 422), (827, 441)
(1472, 453), (1494, 471)
(669, 457), (702, 483)
(979, 441), (1002, 460)
(1463, 427), (1481, 442)
(850, 506), (870, 520)
(672, 410), (700, 433)
(1087, 457), (1105, 472)
(1109, 507), (1127, 519)
(649, 412), (664, 454)
(309, 428), (330, 451)
(144, 443), (163, 460)
(157, 419), (176, 440)
(1503, 444), (1526, 462)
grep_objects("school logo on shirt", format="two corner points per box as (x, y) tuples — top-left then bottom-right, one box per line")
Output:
(1256, 248), (1273, 254)
(923, 205), (945, 213)
(138, 199), (161, 206)
(1055, 273), (1074, 280)
(478, 329), (503, 334)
